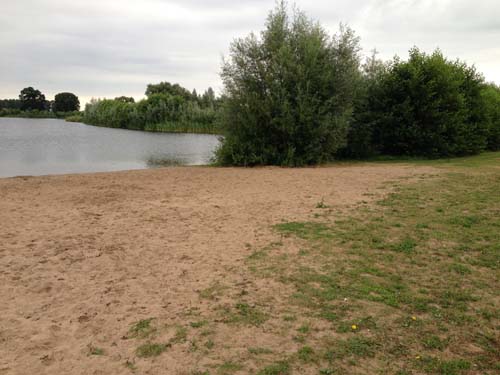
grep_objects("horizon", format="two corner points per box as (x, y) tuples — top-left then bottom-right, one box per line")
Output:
(1, 0), (499, 106)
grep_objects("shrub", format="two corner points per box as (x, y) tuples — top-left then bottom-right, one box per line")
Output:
(481, 83), (500, 150)
(53, 92), (80, 112)
(83, 87), (221, 134)
(345, 48), (489, 158)
(215, 3), (362, 166)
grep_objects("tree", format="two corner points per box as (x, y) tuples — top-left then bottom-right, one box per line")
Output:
(19, 87), (46, 111)
(145, 82), (193, 101)
(215, 2), (362, 166)
(53, 92), (80, 112)
(0, 99), (22, 110)
(200, 87), (216, 108)
(345, 48), (489, 157)
(481, 83), (500, 150)
(114, 96), (135, 103)
(340, 49), (389, 158)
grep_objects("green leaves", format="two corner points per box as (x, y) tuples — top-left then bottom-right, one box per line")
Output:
(216, 3), (362, 166)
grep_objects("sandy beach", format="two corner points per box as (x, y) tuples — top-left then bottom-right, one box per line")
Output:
(0, 165), (436, 374)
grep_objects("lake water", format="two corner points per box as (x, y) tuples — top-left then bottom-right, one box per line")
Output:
(0, 118), (221, 178)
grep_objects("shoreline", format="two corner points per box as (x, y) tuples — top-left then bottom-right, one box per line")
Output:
(0, 116), (223, 135)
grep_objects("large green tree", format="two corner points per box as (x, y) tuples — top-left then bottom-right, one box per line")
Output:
(53, 92), (80, 112)
(19, 87), (46, 111)
(344, 48), (489, 157)
(481, 83), (500, 150)
(145, 82), (194, 101)
(114, 96), (135, 103)
(215, 2), (362, 166)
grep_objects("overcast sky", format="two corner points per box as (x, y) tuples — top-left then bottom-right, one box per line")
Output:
(1, 0), (499, 105)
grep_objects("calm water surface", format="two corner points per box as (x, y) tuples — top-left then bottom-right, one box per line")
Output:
(0, 118), (220, 178)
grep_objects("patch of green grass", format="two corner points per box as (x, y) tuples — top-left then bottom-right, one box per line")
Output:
(190, 320), (208, 328)
(392, 237), (417, 253)
(274, 222), (333, 240)
(128, 318), (156, 339)
(199, 282), (227, 300)
(422, 335), (448, 351)
(248, 347), (273, 355)
(170, 325), (188, 344)
(329, 337), (378, 359)
(438, 288), (477, 310)
(257, 360), (290, 375)
(420, 357), (471, 375)
(297, 346), (316, 363)
(217, 361), (243, 374)
(297, 323), (310, 334)
(282, 314), (297, 322)
(224, 303), (269, 326)
(136, 342), (169, 358)
(448, 263), (472, 275)
(449, 215), (482, 228)
(247, 249), (269, 261)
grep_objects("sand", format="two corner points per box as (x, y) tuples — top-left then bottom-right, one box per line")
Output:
(0, 165), (435, 374)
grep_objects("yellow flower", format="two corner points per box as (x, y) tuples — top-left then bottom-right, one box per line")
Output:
(351, 325), (358, 330)
(416, 355), (421, 360)
(412, 316), (417, 321)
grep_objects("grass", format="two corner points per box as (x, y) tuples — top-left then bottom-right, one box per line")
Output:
(257, 360), (290, 375)
(297, 346), (316, 363)
(143, 121), (221, 135)
(136, 342), (169, 358)
(128, 318), (156, 339)
(217, 361), (243, 374)
(223, 303), (269, 326)
(190, 320), (208, 328)
(326, 337), (378, 359)
(199, 282), (227, 300)
(170, 325), (188, 344)
(248, 347), (274, 355)
(247, 152), (500, 374)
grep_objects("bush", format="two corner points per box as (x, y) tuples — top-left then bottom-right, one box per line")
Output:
(339, 51), (389, 158)
(481, 83), (500, 150)
(53, 92), (80, 112)
(215, 3), (362, 166)
(83, 88), (221, 134)
(344, 48), (489, 158)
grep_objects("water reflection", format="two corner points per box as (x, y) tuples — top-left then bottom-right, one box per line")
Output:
(146, 157), (185, 168)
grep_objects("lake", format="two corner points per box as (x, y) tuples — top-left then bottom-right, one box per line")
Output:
(0, 118), (221, 178)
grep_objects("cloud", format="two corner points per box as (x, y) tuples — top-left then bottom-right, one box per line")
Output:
(0, 0), (498, 105)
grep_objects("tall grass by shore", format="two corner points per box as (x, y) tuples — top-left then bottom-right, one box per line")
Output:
(0, 109), (82, 120)
(83, 87), (222, 135)
(143, 121), (220, 135)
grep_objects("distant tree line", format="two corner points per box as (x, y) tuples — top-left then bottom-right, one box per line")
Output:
(0, 87), (80, 118)
(215, 3), (500, 165)
(83, 83), (222, 134)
